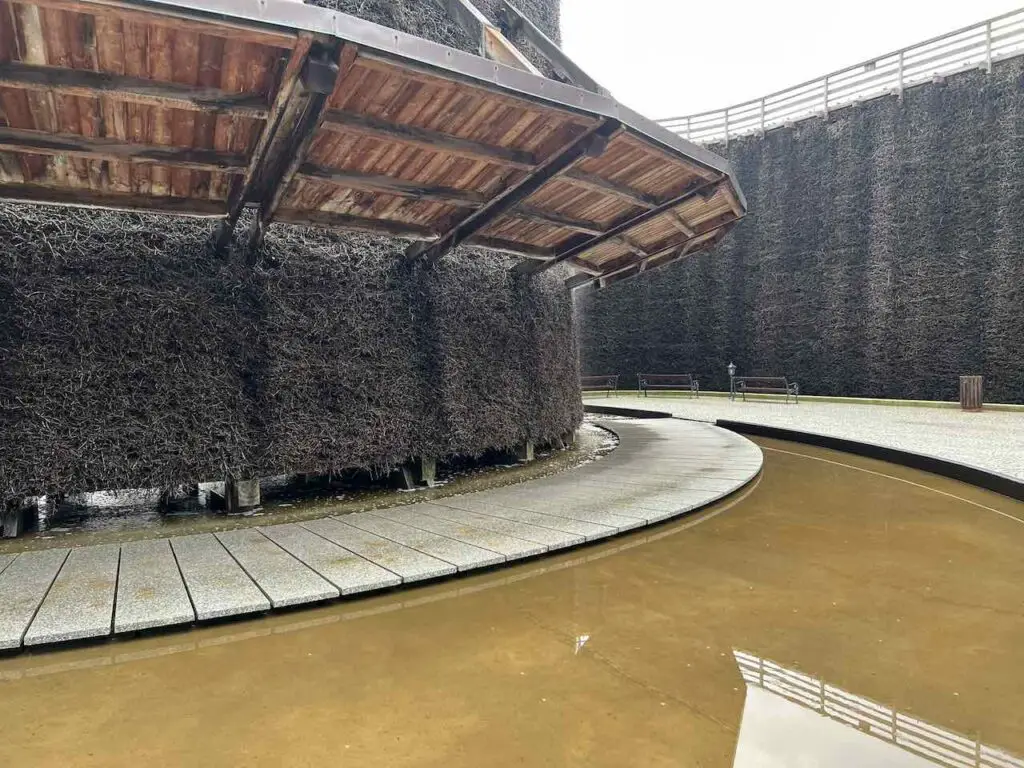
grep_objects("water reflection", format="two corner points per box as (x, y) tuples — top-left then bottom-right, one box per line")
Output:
(733, 649), (1024, 768)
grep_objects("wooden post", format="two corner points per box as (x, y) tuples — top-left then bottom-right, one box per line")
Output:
(225, 479), (261, 513)
(515, 440), (535, 462)
(416, 457), (437, 488)
(959, 375), (983, 411)
(2, 497), (36, 538)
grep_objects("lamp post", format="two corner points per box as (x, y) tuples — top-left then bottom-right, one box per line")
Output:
(728, 361), (737, 400)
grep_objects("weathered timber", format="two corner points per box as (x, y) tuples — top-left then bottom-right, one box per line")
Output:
(0, 61), (270, 118)
(321, 109), (537, 169)
(407, 119), (621, 263)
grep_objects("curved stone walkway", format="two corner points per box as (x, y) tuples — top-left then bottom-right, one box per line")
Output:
(0, 419), (762, 650)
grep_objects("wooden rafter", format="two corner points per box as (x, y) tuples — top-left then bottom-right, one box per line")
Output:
(276, 208), (438, 240)
(321, 109), (536, 169)
(407, 119), (621, 263)
(247, 42), (358, 253)
(0, 184), (228, 217)
(0, 61), (270, 118)
(520, 175), (724, 275)
(495, 1), (607, 94)
(0, 126), (249, 173)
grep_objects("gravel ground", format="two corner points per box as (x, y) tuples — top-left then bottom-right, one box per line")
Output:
(587, 395), (1024, 482)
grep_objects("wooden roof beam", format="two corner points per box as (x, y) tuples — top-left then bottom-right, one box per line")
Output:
(247, 42), (358, 255)
(0, 184), (228, 217)
(495, 1), (608, 95)
(520, 175), (724, 275)
(321, 109), (537, 169)
(407, 119), (621, 263)
(434, 0), (541, 75)
(0, 61), (270, 118)
(275, 208), (438, 240)
(0, 125), (249, 173)
(562, 169), (659, 209)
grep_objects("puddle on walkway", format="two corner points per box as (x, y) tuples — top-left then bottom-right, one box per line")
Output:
(1, 437), (1022, 767)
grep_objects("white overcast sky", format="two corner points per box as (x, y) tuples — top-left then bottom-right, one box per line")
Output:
(561, 0), (1024, 118)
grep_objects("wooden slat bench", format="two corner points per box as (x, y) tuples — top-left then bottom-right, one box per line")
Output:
(581, 375), (619, 397)
(638, 373), (699, 398)
(733, 376), (799, 404)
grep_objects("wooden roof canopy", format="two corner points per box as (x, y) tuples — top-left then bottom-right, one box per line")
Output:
(0, 0), (747, 286)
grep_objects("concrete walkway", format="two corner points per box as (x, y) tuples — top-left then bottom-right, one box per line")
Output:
(588, 396), (1024, 482)
(0, 419), (761, 650)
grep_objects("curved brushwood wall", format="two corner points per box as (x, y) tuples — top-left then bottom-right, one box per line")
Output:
(579, 59), (1024, 403)
(0, 0), (578, 503)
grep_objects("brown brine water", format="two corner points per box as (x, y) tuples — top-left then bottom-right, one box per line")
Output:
(1, 437), (1021, 767)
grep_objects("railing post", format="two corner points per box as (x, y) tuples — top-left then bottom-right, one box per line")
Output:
(823, 75), (830, 118)
(896, 50), (905, 99)
(759, 97), (766, 135)
(723, 107), (729, 146)
(685, 116), (691, 140)
(985, 20), (993, 72)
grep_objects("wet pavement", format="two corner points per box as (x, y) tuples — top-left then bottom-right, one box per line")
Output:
(0, 437), (1021, 767)
(587, 394), (1024, 483)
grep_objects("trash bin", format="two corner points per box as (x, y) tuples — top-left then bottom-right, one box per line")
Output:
(959, 375), (983, 411)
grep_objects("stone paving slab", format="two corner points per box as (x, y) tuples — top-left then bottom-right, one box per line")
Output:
(170, 534), (270, 621)
(302, 517), (456, 583)
(344, 513), (506, 571)
(417, 503), (586, 551)
(114, 539), (195, 634)
(5, 418), (763, 649)
(376, 506), (547, 561)
(25, 544), (119, 646)
(216, 529), (339, 608)
(260, 523), (401, 595)
(436, 497), (617, 541)
(591, 395), (1024, 481)
(0, 548), (69, 649)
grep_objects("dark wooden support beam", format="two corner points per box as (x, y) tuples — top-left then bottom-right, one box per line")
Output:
(213, 35), (316, 252)
(433, 0), (540, 74)
(519, 175), (724, 275)
(469, 236), (554, 259)
(297, 163), (486, 207)
(407, 119), (620, 263)
(275, 208), (438, 240)
(563, 169), (659, 209)
(0, 126), (249, 173)
(246, 42), (356, 256)
(566, 216), (738, 290)
(496, 1), (608, 94)
(0, 184), (228, 217)
(513, 205), (604, 236)
(321, 109), (536, 169)
(0, 61), (269, 118)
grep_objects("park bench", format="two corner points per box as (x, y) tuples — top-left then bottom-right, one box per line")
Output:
(638, 373), (699, 398)
(733, 376), (799, 403)
(581, 375), (619, 397)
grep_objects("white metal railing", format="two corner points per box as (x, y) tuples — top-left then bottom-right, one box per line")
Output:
(660, 8), (1024, 145)
(734, 650), (1024, 768)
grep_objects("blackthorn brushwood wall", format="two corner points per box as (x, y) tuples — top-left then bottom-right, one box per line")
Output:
(578, 60), (1024, 403)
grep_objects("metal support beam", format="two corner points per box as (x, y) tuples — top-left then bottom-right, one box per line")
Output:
(520, 175), (724, 275)
(496, 1), (608, 95)
(407, 119), (620, 263)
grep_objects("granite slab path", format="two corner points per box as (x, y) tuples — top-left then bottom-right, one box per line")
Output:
(0, 419), (761, 650)
(587, 396), (1024, 483)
